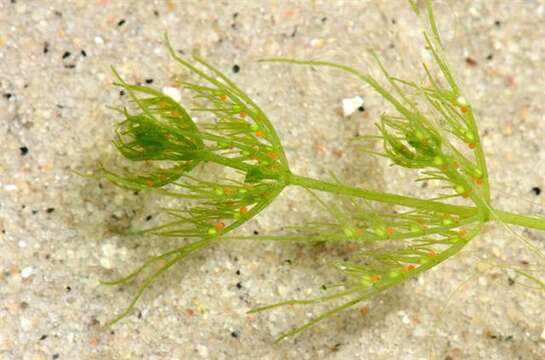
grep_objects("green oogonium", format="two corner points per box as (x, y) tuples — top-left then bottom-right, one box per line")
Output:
(97, 0), (545, 342)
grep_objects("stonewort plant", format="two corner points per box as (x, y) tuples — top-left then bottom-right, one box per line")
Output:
(96, 0), (545, 342)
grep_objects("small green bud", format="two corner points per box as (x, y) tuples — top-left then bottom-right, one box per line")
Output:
(343, 227), (355, 237)
(433, 157), (444, 166)
(456, 96), (468, 106)
(472, 168), (483, 178)
(389, 269), (400, 278)
(361, 275), (373, 287)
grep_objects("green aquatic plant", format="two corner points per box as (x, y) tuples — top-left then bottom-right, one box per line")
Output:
(97, 1), (545, 341)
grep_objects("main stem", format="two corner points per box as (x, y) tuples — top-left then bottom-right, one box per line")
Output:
(287, 173), (545, 232)
(287, 173), (476, 216)
(491, 210), (545, 231)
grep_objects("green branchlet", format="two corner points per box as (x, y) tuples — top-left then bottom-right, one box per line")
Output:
(98, 36), (292, 325)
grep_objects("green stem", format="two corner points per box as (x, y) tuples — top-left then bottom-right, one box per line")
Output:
(287, 173), (545, 232)
(287, 173), (476, 217)
(491, 209), (545, 231)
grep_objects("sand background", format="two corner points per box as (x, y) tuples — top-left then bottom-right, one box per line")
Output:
(1, 1), (544, 359)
